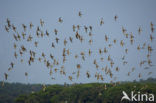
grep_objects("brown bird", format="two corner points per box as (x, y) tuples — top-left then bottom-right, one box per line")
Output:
(77, 64), (81, 69)
(14, 52), (18, 59)
(105, 35), (108, 42)
(130, 39), (134, 45)
(21, 45), (27, 52)
(88, 49), (92, 56)
(73, 25), (76, 32)
(13, 43), (17, 49)
(64, 38), (67, 46)
(137, 45), (141, 51)
(150, 22), (154, 27)
(22, 32), (26, 39)
(68, 76), (73, 81)
(30, 22), (34, 29)
(75, 54), (78, 59)
(124, 33), (129, 38)
(115, 67), (119, 72)
(110, 61), (114, 68)
(50, 54), (54, 60)
(151, 27), (154, 33)
(150, 34), (154, 42)
(67, 49), (70, 55)
(42, 52), (45, 58)
(58, 17), (63, 23)
(27, 35), (33, 41)
(104, 47), (108, 53)
(113, 39), (117, 44)
(4, 73), (8, 80)
(89, 39), (93, 45)
(55, 37), (59, 43)
(40, 19), (44, 27)
(77, 25), (80, 30)
(147, 45), (153, 53)
(99, 49), (102, 54)
(122, 27), (126, 34)
(120, 40), (124, 47)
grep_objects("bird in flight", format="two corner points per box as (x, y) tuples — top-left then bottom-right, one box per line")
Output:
(114, 15), (118, 21)
(58, 17), (63, 23)
(78, 11), (82, 17)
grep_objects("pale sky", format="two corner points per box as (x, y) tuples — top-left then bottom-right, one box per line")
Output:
(0, 0), (156, 84)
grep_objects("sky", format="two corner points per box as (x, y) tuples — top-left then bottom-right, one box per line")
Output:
(0, 0), (156, 84)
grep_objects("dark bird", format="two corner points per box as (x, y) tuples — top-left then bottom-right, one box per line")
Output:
(114, 15), (118, 21)
(138, 27), (142, 34)
(78, 11), (82, 17)
(5, 25), (9, 32)
(100, 18), (104, 26)
(54, 29), (58, 35)
(22, 24), (27, 31)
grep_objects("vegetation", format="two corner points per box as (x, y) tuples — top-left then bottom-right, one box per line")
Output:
(16, 78), (156, 103)
(0, 82), (42, 103)
(0, 78), (156, 103)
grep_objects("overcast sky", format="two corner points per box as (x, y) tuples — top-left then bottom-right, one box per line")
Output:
(0, 0), (156, 84)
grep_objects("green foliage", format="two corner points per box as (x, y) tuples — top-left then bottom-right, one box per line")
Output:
(0, 82), (42, 103)
(15, 82), (156, 103)
(1, 78), (156, 103)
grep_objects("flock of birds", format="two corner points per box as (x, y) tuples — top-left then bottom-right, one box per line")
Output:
(1, 11), (155, 89)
